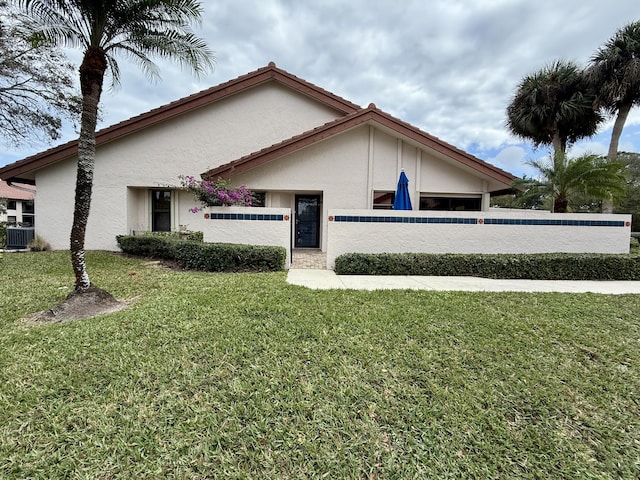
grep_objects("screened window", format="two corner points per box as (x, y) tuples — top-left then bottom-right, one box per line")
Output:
(7, 200), (17, 210)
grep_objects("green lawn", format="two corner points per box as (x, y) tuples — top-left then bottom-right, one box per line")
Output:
(1, 251), (639, 479)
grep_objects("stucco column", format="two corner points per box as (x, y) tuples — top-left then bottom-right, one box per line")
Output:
(367, 126), (374, 207)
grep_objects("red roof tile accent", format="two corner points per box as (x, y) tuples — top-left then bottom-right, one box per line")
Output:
(203, 105), (517, 187)
(0, 62), (361, 182)
(0, 180), (35, 200)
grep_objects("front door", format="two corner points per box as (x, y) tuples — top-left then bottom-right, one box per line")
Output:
(151, 190), (172, 232)
(295, 195), (321, 248)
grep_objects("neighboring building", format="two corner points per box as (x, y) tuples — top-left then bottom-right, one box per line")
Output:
(0, 180), (35, 227)
(0, 63), (515, 252)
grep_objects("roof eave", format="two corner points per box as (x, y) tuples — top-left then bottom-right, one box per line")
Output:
(0, 62), (361, 182)
(204, 107), (517, 187)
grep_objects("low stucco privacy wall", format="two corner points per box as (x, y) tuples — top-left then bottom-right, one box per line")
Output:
(326, 209), (632, 269)
(199, 207), (292, 268)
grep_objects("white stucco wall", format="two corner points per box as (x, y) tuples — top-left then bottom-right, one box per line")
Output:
(35, 157), (76, 250)
(230, 125), (500, 252)
(197, 206), (292, 268)
(326, 209), (632, 269)
(35, 82), (342, 250)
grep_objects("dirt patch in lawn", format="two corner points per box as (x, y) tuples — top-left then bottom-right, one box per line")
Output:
(27, 286), (132, 323)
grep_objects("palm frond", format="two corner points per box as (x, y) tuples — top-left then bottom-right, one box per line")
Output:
(519, 152), (628, 211)
(17, 0), (214, 86)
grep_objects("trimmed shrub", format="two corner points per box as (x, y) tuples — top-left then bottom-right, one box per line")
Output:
(334, 252), (640, 280)
(116, 235), (179, 260)
(185, 230), (203, 242)
(116, 235), (285, 272)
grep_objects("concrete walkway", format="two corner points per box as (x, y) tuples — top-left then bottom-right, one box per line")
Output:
(287, 269), (640, 294)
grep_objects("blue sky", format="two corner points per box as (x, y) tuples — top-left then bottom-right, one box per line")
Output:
(1, 0), (639, 178)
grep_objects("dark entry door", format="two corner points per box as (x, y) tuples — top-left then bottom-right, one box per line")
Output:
(295, 195), (321, 248)
(152, 190), (172, 232)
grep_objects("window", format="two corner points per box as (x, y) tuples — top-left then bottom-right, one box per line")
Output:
(151, 190), (172, 232)
(21, 215), (34, 227)
(252, 192), (266, 207)
(22, 200), (34, 214)
(419, 196), (481, 211)
(7, 216), (16, 226)
(373, 191), (395, 210)
(7, 200), (16, 210)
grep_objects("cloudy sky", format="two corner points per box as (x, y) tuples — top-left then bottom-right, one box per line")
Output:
(2, 0), (639, 177)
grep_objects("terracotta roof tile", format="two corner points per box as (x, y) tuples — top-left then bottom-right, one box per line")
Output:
(203, 105), (517, 187)
(0, 180), (35, 200)
(0, 62), (360, 182)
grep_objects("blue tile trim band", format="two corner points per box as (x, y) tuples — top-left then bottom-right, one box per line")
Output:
(208, 213), (284, 221)
(331, 216), (626, 227)
(483, 218), (625, 227)
(332, 215), (476, 224)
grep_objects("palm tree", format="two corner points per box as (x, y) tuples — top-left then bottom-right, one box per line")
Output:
(18, 0), (213, 293)
(514, 153), (626, 213)
(589, 21), (640, 163)
(588, 21), (640, 214)
(506, 60), (602, 167)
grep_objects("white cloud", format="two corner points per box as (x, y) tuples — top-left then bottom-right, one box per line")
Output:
(2, 0), (640, 169)
(490, 146), (527, 172)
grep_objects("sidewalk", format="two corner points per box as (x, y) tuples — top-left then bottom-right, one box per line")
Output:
(287, 269), (640, 294)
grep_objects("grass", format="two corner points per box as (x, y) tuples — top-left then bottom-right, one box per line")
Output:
(1, 251), (639, 479)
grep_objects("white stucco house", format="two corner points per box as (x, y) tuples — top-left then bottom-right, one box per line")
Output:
(0, 63), (630, 263)
(0, 63), (517, 250)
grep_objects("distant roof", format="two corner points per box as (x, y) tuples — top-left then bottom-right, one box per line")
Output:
(0, 62), (360, 183)
(0, 180), (35, 201)
(204, 104), (516, 187)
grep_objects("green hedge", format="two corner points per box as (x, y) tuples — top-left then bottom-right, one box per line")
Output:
(334, 252), (640, 280)
(116, 235), (285, 272)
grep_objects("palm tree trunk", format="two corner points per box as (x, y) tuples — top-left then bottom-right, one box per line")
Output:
(607, 103), (632, 160)
(554, 195), (568, 213)
(71, 47), (106, 292)
(551, 131), (565, 169)
(602, 102), (632, 213)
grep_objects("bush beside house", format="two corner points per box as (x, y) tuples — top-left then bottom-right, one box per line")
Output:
(116, 235), (285, 272)
(335, 252), (640, 280)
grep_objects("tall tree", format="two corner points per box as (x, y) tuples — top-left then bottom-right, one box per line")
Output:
(506, 60), (602, 166)
(18, 0), (213, 293)
(588, 20), (640, 213)
(589, 20), (640, 162)
(513, 153), (626, 213)
(0, 1), (78, 146)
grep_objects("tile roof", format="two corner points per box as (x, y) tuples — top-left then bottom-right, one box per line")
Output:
(203, 104), (517, 186)
(0, 180), (35, 201)
(0, 62), (515, 188)
(0, 62), (360, 182)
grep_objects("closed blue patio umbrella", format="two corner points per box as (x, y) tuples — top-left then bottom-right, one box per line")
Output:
(393, 170), (413, 210)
